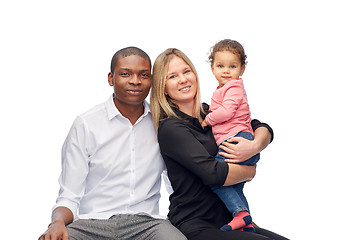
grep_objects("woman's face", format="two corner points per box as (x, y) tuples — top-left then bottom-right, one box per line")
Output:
(165, 56), (197, 110)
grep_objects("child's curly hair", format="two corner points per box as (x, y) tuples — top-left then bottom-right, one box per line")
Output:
(208, 39), (247, 66)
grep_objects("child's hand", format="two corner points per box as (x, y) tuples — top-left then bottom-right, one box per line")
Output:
(201, 120), (208, 128)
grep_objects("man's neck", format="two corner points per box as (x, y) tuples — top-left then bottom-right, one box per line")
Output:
(114, 99), (145, 125)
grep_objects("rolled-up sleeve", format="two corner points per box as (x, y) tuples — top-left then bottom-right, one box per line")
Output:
(52, 116), (90, 219)
(158, 119), (228, 186)
(251, 119), (274, 143)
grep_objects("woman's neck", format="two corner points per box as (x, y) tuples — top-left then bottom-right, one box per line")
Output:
(178, 101), (195, 117)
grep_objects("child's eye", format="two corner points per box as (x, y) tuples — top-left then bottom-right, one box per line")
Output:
(217, 65), (224, 68)
(230, 65), (237, 68)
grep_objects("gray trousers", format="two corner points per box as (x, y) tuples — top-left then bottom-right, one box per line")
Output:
(67, 214), (187, 240)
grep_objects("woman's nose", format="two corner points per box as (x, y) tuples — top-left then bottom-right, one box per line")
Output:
(179, 74), (187, 83)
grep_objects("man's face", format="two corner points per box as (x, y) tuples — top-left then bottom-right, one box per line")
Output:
(108, 55), (151, 107)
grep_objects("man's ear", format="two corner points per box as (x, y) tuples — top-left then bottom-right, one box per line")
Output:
(108, 72), (114, 86)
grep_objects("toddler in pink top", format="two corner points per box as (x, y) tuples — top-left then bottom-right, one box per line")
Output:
(202, 39), (260, 232)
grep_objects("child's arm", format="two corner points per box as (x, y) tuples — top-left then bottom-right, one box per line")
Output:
(205, 81), (244, 126)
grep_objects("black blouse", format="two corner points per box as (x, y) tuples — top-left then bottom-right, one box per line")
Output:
(158, 108), (273, 236)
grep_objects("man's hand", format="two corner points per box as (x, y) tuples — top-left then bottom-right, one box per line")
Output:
(38, 220), (69, 240)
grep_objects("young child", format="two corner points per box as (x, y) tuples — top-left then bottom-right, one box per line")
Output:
(202, 39), (260, 232)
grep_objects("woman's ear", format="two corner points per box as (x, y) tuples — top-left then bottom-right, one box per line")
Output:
(108, 72), (114, 86)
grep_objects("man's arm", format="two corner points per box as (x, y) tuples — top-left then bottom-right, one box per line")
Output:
(39, 116), (89, 240)
(38, 207), (73, 240)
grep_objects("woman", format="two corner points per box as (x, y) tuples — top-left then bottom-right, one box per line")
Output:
(150, 48), (288, 240)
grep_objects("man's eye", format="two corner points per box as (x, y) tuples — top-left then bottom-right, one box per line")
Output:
(120, 72), (129, 76)
(141, 73), (150, 78)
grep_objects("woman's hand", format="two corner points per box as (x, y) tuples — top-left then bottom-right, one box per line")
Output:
(219, 127), (272, 163)
(219, 136), (258, 163)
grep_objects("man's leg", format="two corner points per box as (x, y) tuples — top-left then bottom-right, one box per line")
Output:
(67, 218), (115, 240)
(67, 214), (186, 240)
(141, 216), (187, 240)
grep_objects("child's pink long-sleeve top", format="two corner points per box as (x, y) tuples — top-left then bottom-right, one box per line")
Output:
(205, 78), (253, 146)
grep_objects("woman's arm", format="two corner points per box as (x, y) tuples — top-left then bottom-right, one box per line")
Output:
(158, 119), (229, 186)
(220, 127), (270, 186)
(223, 164), (256, 186)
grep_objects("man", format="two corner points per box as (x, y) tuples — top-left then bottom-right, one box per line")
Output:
(39, 47), (187, 240)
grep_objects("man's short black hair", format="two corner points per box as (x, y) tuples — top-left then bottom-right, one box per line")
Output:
(110, 46), (151, 73)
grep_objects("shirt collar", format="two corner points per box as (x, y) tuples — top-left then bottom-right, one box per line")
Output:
(106, 94), (151, 121)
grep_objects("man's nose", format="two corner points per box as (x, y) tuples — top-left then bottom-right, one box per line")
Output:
(129, 74), (141, 85)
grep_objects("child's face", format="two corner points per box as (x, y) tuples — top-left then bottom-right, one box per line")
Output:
(211, 51), (245, 87)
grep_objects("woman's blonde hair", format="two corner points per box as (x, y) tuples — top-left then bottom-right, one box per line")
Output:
(150, 48), (203, 130)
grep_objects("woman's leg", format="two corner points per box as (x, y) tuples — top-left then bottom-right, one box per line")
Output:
(255, 227), (289, 240)
(187, 228), (273, 240)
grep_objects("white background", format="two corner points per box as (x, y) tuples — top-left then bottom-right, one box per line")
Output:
(1, 1), (343, 239)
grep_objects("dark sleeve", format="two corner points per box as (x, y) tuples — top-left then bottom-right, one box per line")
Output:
(158, 119), (228, 186)
(251, 119), (274, 143)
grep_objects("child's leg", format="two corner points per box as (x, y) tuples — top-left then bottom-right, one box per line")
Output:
(219, 132), (259, 232)
(211, 146), (252, 231)
(233, 182), (250, 212)
(210, 184), (249, 218)
(220, 211), (253, 231)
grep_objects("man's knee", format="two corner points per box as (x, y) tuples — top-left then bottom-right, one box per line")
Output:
(150, 220), (187, 240)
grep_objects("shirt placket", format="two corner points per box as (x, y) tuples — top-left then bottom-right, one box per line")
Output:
(129, 126), (136, 206)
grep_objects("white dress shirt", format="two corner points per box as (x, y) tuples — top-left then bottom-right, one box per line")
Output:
(53, 95), (169, 220)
